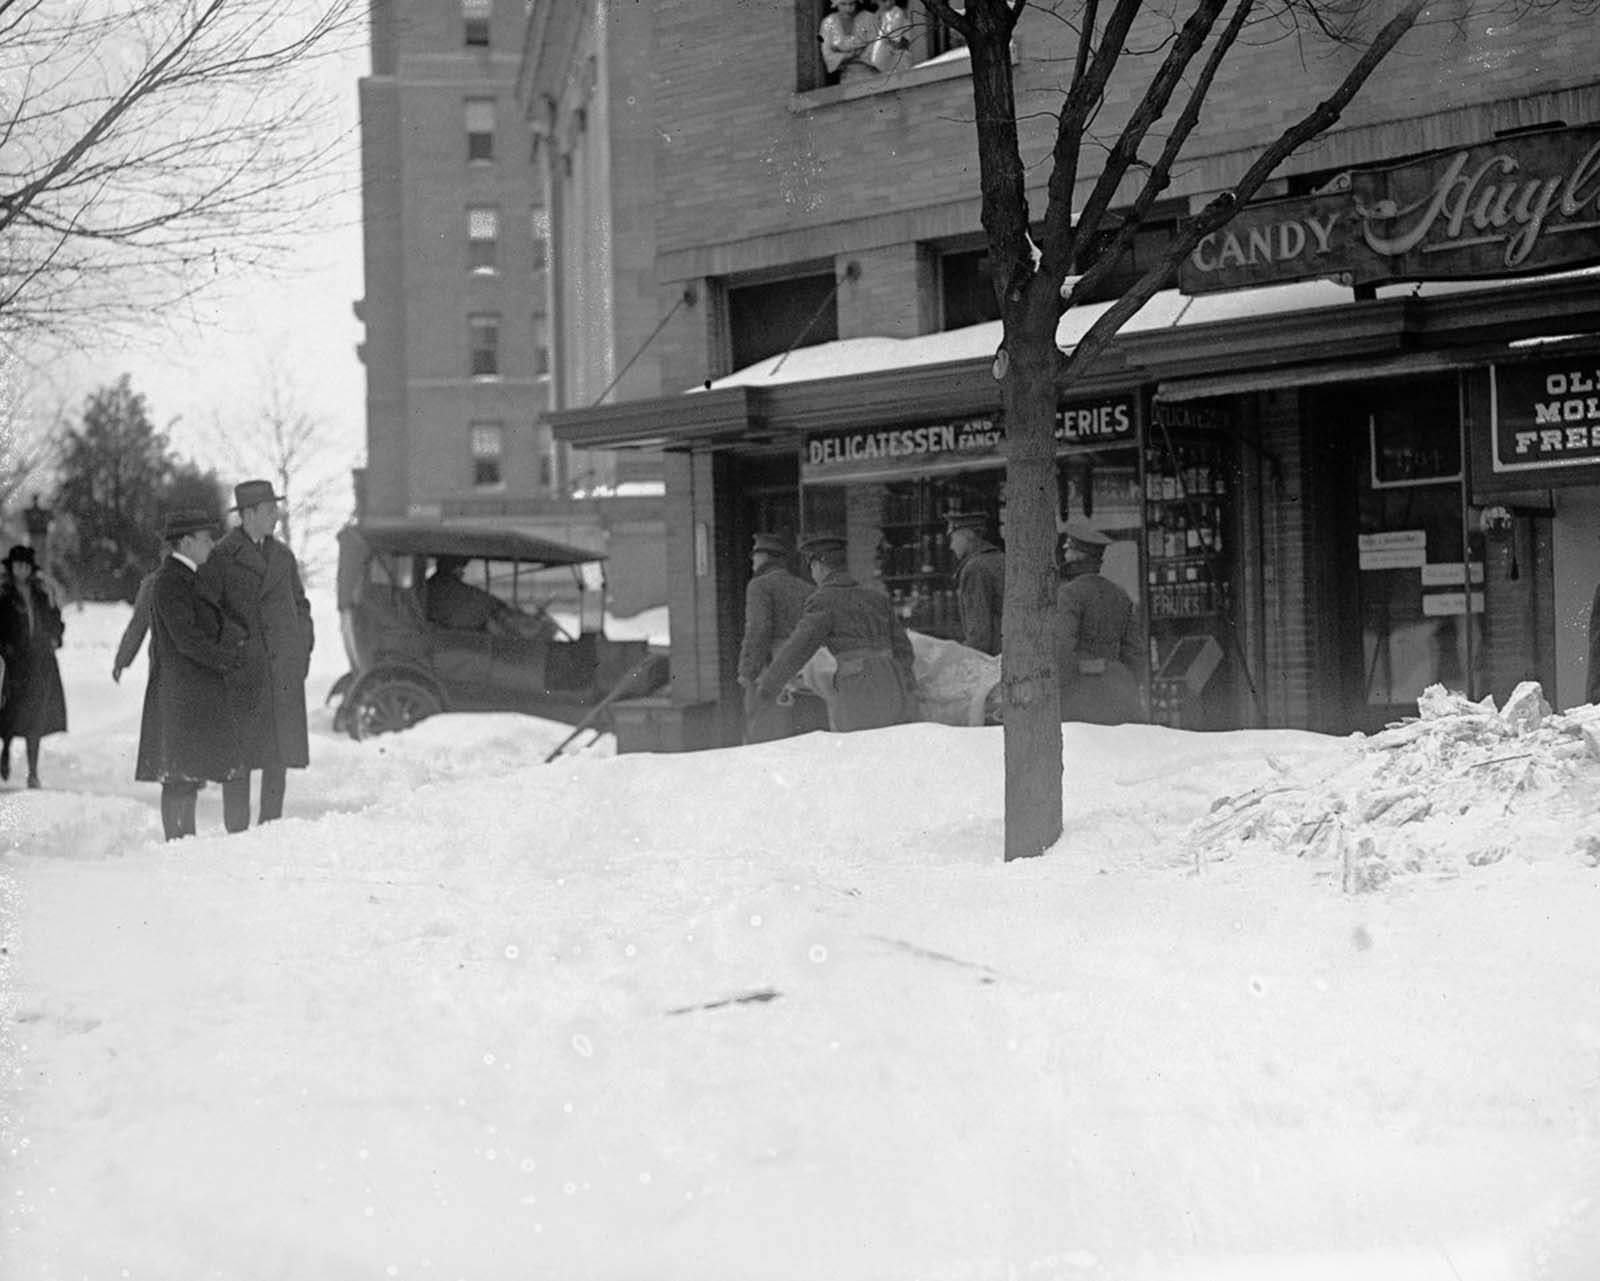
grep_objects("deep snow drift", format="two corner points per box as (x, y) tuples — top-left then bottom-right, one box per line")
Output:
(2, 594), (1599, 1281)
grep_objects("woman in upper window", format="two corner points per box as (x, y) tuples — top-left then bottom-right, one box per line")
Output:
(871, 0), (912, 74)
(820, 0), (880, 83)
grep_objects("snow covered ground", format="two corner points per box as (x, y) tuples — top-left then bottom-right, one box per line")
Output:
(3, 593), (1599, 1281)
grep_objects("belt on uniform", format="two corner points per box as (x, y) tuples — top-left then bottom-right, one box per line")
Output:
(1076, 658), (1108, 675)
(833, 647), (891, 676)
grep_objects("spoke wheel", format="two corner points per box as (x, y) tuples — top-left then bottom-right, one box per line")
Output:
(349, 679), (441, 741)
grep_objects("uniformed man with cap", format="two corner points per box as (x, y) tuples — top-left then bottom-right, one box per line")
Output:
(1056, 520), (1145, 725)
(946, 510), (1005, 656)
(737, 531), (827, 743)
(754, 532), (917, 733)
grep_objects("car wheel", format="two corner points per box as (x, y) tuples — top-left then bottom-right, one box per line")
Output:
(349, 678), (442, 741)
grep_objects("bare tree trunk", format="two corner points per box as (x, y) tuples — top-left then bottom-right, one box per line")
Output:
(1000, 324), (1064, 860)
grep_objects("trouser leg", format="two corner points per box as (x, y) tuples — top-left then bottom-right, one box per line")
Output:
(258, 766), (287, 823)
(160, 781), (199, 841)
(25, 737), (41, 783)
(222, 775), (252, 833)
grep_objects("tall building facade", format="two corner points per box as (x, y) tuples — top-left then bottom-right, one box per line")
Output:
(541, 2), (1600, 751)
(357, 0), (665, 614)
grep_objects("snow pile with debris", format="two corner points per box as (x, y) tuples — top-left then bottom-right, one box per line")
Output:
(1189, 681), (1600, 888)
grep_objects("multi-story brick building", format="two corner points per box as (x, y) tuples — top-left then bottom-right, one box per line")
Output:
(357, 0), (664, 615)
(541, 1), (1600, 749)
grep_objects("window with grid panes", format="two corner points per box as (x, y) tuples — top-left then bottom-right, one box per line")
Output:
(463, 0), (490, 46)
(465, 98), (495, 162)
(468, 207), (498, 274)
(469, 314), (500, 377)
(471, 422), (504, 487)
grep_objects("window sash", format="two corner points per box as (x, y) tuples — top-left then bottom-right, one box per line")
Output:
(471, 422), (504, 487)
(469, 316), (500, 376)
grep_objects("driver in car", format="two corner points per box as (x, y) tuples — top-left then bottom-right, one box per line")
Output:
(425, 556), (554, 639)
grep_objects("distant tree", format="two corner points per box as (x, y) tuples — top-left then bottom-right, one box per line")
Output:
(0, 0), (364, 343)
(52, 376), (223, 599)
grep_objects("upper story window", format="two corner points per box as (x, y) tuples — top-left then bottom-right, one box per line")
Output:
(468, 207), (499, 274)
(465, 98), (495, 162)
(471, 421), (504, 488)
(938, 245), (1000, 331)
(1070, 213), (1182, 305)
(727, 269), (839, 372)
(469, 313), (500, 377)
(463, 0), (491, 47)
(531, 312), (551, 381)
(797, 2), (967, 92)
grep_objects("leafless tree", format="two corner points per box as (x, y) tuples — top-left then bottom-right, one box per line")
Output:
(0, 0), (364, 342)
(916, 0), (1459, 860)
(204, 350), (356, 579)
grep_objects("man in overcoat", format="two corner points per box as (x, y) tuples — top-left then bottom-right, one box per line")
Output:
(199, 479), (314, 832)
(1055, 520), (1145, 725)
(946, 511), (1005, 656)
(736, 531), (826, 743)
(753, 533), (917, 733)
(135, 511), (248, 840)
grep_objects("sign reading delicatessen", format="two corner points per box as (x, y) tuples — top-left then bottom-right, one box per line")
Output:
(802, 393), (1139, 483)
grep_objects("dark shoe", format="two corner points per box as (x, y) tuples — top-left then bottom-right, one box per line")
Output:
(0, 742), (9, 781)
(26, 774), (40, 789)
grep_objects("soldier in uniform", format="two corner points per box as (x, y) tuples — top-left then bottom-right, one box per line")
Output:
(946, 511), (1005, 655)
(736, 532), (827, 743)
(1056, 520), (1145, 725)
(754, 532), (917, 733)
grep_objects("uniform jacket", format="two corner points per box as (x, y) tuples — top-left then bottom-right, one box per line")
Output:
(199, 528), (314, 770)
(954, 541), (1005, 656)
(1056, 566), (1144, 726)
(737, 561), (814, 686)
(756, 570), (916, 732)
(114, 567), (161, 675)
(0, 576), (67, 739)
(136, 557), (247, 784)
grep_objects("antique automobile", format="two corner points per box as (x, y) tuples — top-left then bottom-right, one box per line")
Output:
(330, 520), (667, 740)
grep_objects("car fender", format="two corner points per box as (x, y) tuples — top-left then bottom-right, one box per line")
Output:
(344, 663), (450, 713)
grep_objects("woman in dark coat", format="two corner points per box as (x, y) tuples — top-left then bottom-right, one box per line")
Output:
(136, 512), (248, 840)
(0, 544), (68, 788)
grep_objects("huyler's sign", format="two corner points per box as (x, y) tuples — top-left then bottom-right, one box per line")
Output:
(802, 393), (1138, 482)
(1179, 125), (1600, 293)
(1490, 358), (1600, 476)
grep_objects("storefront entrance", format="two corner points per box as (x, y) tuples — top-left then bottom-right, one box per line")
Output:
(1314, 375), (1485, 733)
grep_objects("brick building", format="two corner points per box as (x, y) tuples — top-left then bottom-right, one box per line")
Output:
(356, 0), (664, 615)
(540, 1), (1600, 749)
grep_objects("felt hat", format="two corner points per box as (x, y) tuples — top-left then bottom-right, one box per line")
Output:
(1061, 519), (1111, 549)
(3, 543), (35, 566)
(797, 531), (848, 560)
(162, 509), (220, 542)
(231, 479), (284, 511)
(751, 532), (790, 556)
(945, 511), (990, 534)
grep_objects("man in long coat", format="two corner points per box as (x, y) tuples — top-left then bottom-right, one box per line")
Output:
(135, 511), (248, 840)
(946, 511), (1005, 656)
(199, 479), (314, 832)
(753, 533), (917, 733)
(736, 531), (826, 743)
(1056, 520), (1145, 725)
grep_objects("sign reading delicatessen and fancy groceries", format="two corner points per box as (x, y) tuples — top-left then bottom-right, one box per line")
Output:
(802, 394), (1138, 483)
(1178, 124), (1600, 293)
(1490, 357), (1600, 480)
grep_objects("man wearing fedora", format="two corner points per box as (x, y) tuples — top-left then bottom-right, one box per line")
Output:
(946, 510), (1005, 656)
(753, 532), (917, 733)
(736, 531), (827, 743)
(199, 479), (314, 831)
(1055, 520), (1145, 725)
(0, 543), (67, 788)
(136, 510), (249, 839)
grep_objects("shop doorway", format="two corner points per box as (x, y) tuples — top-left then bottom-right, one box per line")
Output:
(1315, 376), (1485, 733)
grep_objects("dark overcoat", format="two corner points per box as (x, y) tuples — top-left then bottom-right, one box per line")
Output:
(114, 567), (160, 675)
(954, 541), (1005, 656)
(1056, 568), (1145, 726)
(0, 578), (68, 739)
(136, 557), (248, 784)
(199, 529), (314, 770)
(756, 569), (917, 732)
